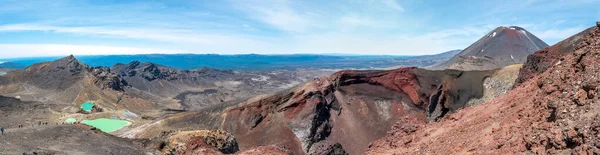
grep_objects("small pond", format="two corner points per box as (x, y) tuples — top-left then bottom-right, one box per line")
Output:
(65, 118), (77, 124)
(81, 101), (94, 111)
(82, 118), (131, 133)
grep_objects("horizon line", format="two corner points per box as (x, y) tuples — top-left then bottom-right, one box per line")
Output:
(0, 50), (462, 60)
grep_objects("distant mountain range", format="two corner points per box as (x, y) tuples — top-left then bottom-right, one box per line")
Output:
(0, 62), (28, 69)
(0, 51), (459, 70)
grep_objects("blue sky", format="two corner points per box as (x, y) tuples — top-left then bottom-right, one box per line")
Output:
(0, 0), (599, 58)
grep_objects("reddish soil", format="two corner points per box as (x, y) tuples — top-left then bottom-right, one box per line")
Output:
(367, 24), (600, 154)
(180, 137), (224, 155)
(515, 26), (599, 86)
(330, 68), (423, 105)
(137, 54), (503, 155)
(216, 67), (494, 154)
(235, 145), (292, 155)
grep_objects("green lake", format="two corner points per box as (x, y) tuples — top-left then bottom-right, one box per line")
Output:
(65, 118), (77, 124)
(81, 118), (131, 133)
(81, 101), (94, 111)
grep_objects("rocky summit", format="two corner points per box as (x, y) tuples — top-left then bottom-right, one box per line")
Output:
(432, 26), (549, 71)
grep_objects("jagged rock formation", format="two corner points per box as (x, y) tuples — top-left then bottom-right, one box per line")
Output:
(515, 26), (599, 86)
(161, 130), (239, 155)
(308, 141), (349, 155)
(366, 23), (600, 154)
(133, 66), (523, 154)
(432, 26), (548, 70)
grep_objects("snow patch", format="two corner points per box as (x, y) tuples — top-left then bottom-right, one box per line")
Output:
(278, 80), (302, 89)
(509, 27), (516, 30)
(511, 55), (516, 63)
(251, 75), (270, 82)
(216, 81), (243, 87)
(519, 30), (527, 35)
(488, 32), (497, 38)
(375, 100), (392, 120)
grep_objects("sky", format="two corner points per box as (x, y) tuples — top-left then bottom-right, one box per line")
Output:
(0, 0), (599, 59)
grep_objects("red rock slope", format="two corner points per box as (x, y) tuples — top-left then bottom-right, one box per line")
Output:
(138, 67), (498, 154)
(515, 23), (600, 86)
(367, 23), (600, 154)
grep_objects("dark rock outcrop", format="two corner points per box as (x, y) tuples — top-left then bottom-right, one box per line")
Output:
(111, 61), (234, 82)
(162, 130), (239, 155)
(308, 141), (349, 155)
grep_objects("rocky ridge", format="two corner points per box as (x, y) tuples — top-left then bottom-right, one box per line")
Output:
(366, 23), (600, 154)
(134, 65), (522, 154)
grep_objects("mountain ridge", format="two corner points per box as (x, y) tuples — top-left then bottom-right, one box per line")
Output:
(0, 51), (460, 70)
(366, 23), (600, 155)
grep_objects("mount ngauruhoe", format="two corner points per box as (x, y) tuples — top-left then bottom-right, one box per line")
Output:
(432, 26), (549, 70)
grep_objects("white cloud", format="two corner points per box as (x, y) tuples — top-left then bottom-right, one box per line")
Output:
(0, 22), (490, 56)
(338, 15), (398, 29)
(236, 0), (318, 33)
(0, 23), (283, 50)
(0, 0), (594, 58)
(380, 0), (404, 12)
(290, 26), (486, 55)
(0, 24), (225, 44)
(529, 27), (588, 44)
(0, 44), (185, 59)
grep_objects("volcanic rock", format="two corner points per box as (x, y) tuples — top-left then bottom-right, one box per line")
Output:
(6, 55), (87, 90)
(366, 24), (600, 154)
(137, 65), (524, 154)
(515, 23), (600, 86)
(161, 130), (239, 154)
(433, 26), (548, 70)
(308, 141), (349, 155)
(234, 145), (292, 155)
